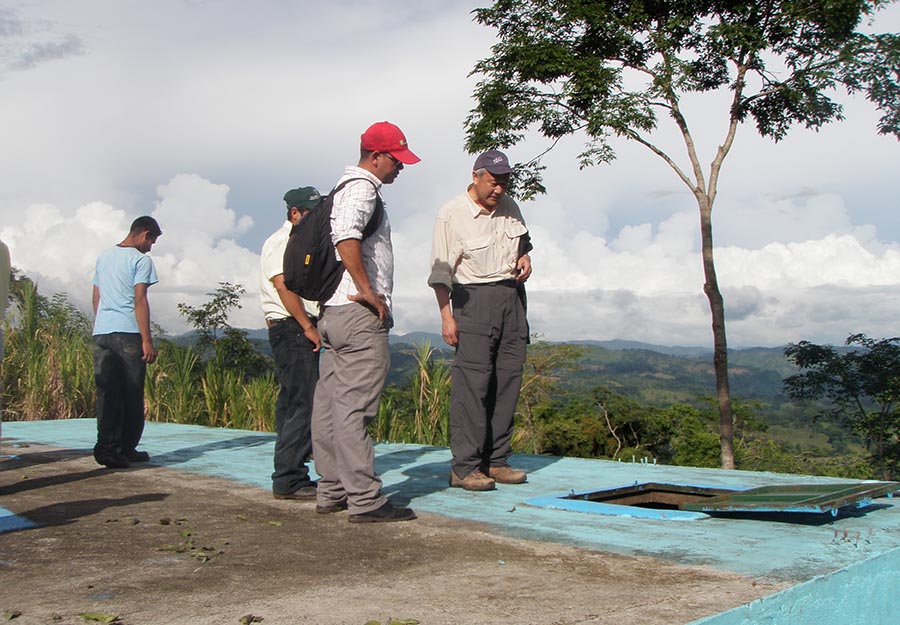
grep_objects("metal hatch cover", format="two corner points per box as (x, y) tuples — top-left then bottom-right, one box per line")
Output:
(679, 481), (900, 516)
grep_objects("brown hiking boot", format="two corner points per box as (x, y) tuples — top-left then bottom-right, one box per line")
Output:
(487, 465), (527, 484)
(449, 470), (496, 491)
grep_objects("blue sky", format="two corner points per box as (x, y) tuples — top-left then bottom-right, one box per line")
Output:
(1, 0), (899, 348)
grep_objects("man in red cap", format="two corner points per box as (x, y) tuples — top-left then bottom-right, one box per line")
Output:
(428, 149), (533, 491)
(311, 121), (420, 523)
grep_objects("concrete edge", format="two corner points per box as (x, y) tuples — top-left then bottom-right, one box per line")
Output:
(688, 544), (900, 625)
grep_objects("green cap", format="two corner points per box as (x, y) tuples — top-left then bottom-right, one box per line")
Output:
(283, 186), (322, 211)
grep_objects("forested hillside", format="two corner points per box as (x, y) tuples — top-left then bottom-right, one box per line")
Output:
(388, 333), (793, 403)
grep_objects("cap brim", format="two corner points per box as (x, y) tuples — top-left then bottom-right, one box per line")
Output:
(391, 148), (421, 165)
(484, 164), (514, 175)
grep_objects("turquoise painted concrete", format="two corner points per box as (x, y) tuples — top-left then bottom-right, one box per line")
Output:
(4, 419), (900, 624)
(692, 546), (900, 625)
(0, 506), (37, 532)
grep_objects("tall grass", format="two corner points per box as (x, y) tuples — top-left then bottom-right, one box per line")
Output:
(1, 277), (284, 431)
(2, 283), (95, 421)
(411, 341), (451, 445)
(1, 275), (455, 447)
(145, 342), (203, 424)
(238, 372), (278, 432)
(371, 341), (451, 445)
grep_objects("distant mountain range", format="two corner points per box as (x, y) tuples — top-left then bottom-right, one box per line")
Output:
(173, 328), (797, 404)
(382, 334), (801, 408)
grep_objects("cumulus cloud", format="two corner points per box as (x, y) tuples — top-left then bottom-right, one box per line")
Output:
(4, 170), (900, 348)
(2, 175), (263, 333)
(1, 1), (899, 348)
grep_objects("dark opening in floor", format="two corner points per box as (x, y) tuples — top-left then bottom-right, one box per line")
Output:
(565, 482), (737, 510)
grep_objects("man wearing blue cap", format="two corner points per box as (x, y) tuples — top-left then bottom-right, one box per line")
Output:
(260, 187), (323, 500)
(428, 150), (533, 491)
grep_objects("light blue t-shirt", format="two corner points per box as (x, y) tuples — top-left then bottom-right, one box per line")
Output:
(92, 245), (158, 336)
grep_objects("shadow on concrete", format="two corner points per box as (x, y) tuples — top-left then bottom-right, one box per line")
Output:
(374, 445), (444, 474)
(380, 452), (563, 506)
(704, 502), (896, 526)
(382, 461), (448, 505)
(509, 453), (564, 473)
(0, 448), (93, 473)
(152, 434), (274, 466)
(5, 492), (169, 533)
(0, 465), (133, 496)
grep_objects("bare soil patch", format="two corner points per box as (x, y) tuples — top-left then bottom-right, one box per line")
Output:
(0, 443), (784, 625)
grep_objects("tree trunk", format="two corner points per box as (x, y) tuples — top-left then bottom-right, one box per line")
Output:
(697, 192), (736, 469)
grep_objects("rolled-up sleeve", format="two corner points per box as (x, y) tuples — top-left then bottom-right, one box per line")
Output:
(427, 215), (455, 289)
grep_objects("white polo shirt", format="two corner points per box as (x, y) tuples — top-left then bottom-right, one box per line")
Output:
(259, 221), (319, 320)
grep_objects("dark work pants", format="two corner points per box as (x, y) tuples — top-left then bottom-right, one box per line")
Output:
(269, 318), (319, 495)
(93, 332), (146, 458)
(450, 282), (528, 478)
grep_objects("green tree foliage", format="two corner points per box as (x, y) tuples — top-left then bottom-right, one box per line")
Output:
(177, 281), (243, 349)
(465, 0), (900, 469)
(514, 337), (585, 453)
(784, 334), (900, 479)
(177, 282), (267, 379)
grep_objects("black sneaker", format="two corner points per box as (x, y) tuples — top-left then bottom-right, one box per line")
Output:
(273, 484), (318, 501)
(348, 501), (416, 524)
(123, 449), (150, 462)
(95, 452), (130, 469)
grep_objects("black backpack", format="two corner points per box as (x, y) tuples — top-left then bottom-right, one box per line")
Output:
(283, 178), (384, 302)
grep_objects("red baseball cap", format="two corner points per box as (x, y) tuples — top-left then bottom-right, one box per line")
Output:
(360, 121), (421, 164)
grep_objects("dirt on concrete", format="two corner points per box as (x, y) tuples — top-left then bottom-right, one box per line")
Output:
(0, 443), (785, 625)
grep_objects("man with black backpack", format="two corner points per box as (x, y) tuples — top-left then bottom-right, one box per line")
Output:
(311, 121), (420, 523)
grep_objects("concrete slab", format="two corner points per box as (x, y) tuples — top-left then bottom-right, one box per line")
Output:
(3, 419), (899, 624)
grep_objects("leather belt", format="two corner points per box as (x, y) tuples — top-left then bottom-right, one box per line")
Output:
(460, 279), (518, 288)
(266, 316), (317, 328)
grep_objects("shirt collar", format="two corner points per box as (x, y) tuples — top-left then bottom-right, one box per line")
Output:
(465, 185), (493, 218)
(344, 165), (383, 189)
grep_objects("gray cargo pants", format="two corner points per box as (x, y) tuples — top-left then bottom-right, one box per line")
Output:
(450, 281), (528, 478)
(311, 303), (389, 514)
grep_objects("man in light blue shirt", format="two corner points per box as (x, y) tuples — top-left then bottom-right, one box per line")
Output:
(92, 216), (161, 468)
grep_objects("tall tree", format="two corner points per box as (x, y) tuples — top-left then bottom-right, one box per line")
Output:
(784, 333), (900, 480)
(465, 0), (900, 468)
(177, 281), (245, 351)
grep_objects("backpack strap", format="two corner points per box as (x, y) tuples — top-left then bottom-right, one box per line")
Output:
(330, 177), (384, 240)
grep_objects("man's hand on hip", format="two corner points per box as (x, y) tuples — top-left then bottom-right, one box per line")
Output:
(348, 289), (388, 320)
